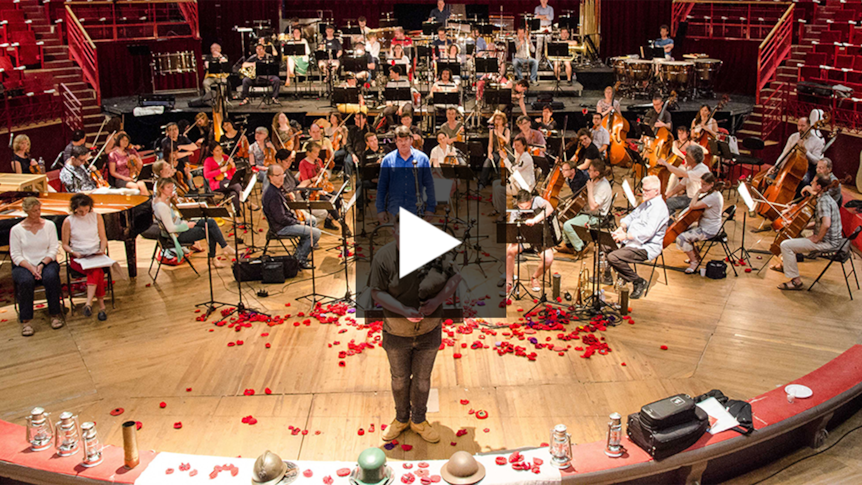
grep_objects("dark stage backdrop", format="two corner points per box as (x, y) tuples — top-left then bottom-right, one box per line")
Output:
(683, 38), (759, 96)
(96, 38), (203, 99)
(197, 0), (681, 62)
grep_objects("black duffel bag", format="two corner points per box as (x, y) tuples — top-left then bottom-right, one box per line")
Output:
(233, 255), (298, 282)
(627, 407), (709, 460)
(706, 260), (727, 279)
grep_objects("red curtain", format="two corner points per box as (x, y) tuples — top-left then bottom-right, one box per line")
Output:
(599, 0), (673, 58)
(683, 38), (759, 96)
(198, 0), (280, 63)
(96, 39), (203, 99)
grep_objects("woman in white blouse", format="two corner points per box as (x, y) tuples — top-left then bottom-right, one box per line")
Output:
(61, 193), (109, 320)
(152, 178), (235, 268)
(10, 197), (64, 336)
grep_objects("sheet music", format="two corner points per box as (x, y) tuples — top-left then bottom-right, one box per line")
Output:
(76, 254), (116, 270)
(241, 176), (256, 203)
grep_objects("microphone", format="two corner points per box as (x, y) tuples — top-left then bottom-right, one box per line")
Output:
(8, 132), (13, 149)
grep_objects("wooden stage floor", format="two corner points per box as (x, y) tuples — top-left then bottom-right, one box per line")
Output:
(0, 170), (860, 482)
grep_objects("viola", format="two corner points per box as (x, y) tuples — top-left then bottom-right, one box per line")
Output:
(757, 115), (829, 220)
(27, 155), (44, 175)
(264, 146), (276, 166)
(601, 81), (632, 167)
(128, 152), (142, 180)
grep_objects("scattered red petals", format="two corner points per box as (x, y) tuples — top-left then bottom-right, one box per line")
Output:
(324, 476), (334, 485)
(265, 343), (271, 349)
(173, 422), (182, 429)
(159, 402), (166, 409)
(303, 469), (314, 478)
(265, 387), (272, 395)
(660, 345), (668, 350)
(135, 421), (142, 430)
(243, 389), (255, 396)
(496, 457), (507, 466)
(339, 361), (346, 367)
(189, 469), (198, 477)
(475, 410), (489, 419)
(403, 463), (413, 469)
(459, 399), (470, 405)
(401, 444), (413, 451)
(337, 468), (351, 477)
(621, 362), (627, 366)
(110, 408), (124, 416)
(186, 388), (192, 392)
(166, 468), (174, 474)
(358, 428), (365, 436)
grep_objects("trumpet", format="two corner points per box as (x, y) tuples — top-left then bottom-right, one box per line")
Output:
(575, 262), (591, 305)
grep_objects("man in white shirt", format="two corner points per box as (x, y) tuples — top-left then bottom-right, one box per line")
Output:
(513, 27), (537, 83)
(607, 175), (669, 298)
(659, 144), (710, 214)
(767, 115), (824, 191)
(590, 113), (610, 157)
(560, 159), (613, 255)
(493, 136), (535, 220)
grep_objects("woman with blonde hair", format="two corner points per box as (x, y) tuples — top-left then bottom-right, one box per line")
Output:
(8, 134), (33, 173)
(10, 197), (64, 336)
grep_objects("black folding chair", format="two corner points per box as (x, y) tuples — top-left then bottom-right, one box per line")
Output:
(147, 219), (201, 281)
(261, 209), (301, 257)
(64, 256), (115, 310)
(807, 226), (861, 300)
(693, 205), (739, 277)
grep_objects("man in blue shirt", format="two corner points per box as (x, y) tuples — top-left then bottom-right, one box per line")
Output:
(534, 0), (554, 65)
(376, 126), (437, 223)
(655, 24), (674, 59)
(429, 0), (450, 26)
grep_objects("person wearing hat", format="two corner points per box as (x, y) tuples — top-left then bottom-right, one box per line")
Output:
(371, 214), (461, 443)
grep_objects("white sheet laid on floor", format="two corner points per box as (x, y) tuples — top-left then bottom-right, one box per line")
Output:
(135, 448), (561, 485)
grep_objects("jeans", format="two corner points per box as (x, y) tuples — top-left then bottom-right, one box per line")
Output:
(666, 195), (691, 215)
(563, 214), (601, 251)
(241, 75), (281, 100)
(277, 219), (321, 263)
(342, 152), (357, 179)
(382, 103), (414, 128)
(177, 218), (228, 256)
(13, 261), (62, 322)
(514, 57), (538, 82)
(382, 326), (442, 424)
(606, 247), (649, 282)
(217, 178), (243, 213)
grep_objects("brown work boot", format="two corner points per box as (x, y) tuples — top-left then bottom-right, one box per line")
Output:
(410, 420), (440, 443)
(382, 419), (409, 441)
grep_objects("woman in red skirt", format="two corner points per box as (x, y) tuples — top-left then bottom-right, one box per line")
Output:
(61, 193), (109, 320)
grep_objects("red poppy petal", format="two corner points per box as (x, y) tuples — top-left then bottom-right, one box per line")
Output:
(358, 428), (365, 436)
(135, 421), (142, 430)
(496, 457), (507, 465)
(173, 422), (182, 429)
(159, 402), (166, 408)
(660, 345), (668, 350)
(324, 476), (334, 485)
(459, 399), (470, 405)
(303, 470), (314, 478)
(110, 408), (124, 416)
(337, 468), (351, 477)
(401, 444), (413, 451)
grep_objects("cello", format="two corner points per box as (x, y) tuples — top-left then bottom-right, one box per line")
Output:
(601, 82), (632, 167)
(540, 116), (568, 209)
(769, 180), (839, 256)
(662, 181), (723, 248)
(756, 115), (829, 220)
(692, 95), (730, 149)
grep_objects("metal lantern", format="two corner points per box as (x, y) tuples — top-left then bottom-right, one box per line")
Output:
(25, 407), (55, 452)
(54, 412), (81, 457)
(549, 424), (573, 469)
(80, 422), (103, 467)
(605, 412), (624, 457)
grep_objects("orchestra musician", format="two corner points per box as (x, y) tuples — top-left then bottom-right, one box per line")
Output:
(690, 104), (719, 141)
(108, 132), (149, 195)
(597, 86), (622, 117)
(606, 175), (669, 299)
(764, 115), (824, 190)
(439, 107), (465, 141)
(674, 172), (724, 274)
(365, 31), (381, 74)
(161, 122), (198, 192)
(303, 123), (335, 169)
(432, 27), (452, 61)
(238, 44), (281, 106)
(429, 131), (461, 168)
(262, 166), (319, 272)
(501, 189), (556, 296)
(560, 159), (589, 199)
(801, 158), (842, 206)
(535, 104), (557, 133)
(356, 131), (384, 208)
(513, 27), (538, 83)
(658, 144), (710, 214)
(559, 159), (613, 256)
(775, 175), (844, 291)
(478, 111), (511, 189)
(249, 126), (277, 186)
(285, 26), (311, 87)
(61, 193), (110, 321)
(534, 0), (555, 63)
(431, 68), (459, 95)
(429, 0), (451, 26)
(390, 27), (413, 57)
(152, 178), (236, 268)
(553, 27), (575, 84)
(572, 128), (602, 171)
(655, 24), (674, 59)
(376, 126), (437, 223)
(664, 125), (693, 197)
(203, 142), (243, 214)
(63, 130), (87, 163)
(468, 26), (487, 59)
(476, 60), (511, 105)
(342, 112), (375, 181)
(10, 197), (64, 336)
(60, 145), (99, 193)
(354, 16), (371, 44)
(644, 95), (672, 132)
(202, 43), (229, 96)
(390, 43), (412, 71)
(9, 134), (33, 173)
(590, 112), (610, 158)
(296, 142), (345, 232)
(336, 73), (368, 115)
(219, 118), (248, 162)
(271, 112), (294, 150)
(380, 65), (414, 129)
(516, 115), (546, 157)
(493, 136), (536, 222)
(398, 113), (424, 148)
(318, 24), (343, 80)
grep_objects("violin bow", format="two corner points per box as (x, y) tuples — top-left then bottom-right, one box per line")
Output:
(88, 130), (116, 172)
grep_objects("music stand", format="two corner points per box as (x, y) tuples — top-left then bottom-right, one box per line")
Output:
(432, 92), (459, 109)
(576, 220), (621, 318)
(342, 54), (367, 73)
(254, 60), (281, 106)
(288, 199), (340, 304)
(465, 44), (475, 56)
(439, 164), (472, 227)
(423, 21), (441, 36)
(475, 57), (498, 74)
(358, 163), (381, 239)
(384, 87), (411, 103)
(282, 42), (307, 95)
(547, 42), (569, 58)
(436, 60), (461, 78)
(333, 87), (360, 105)
(496, 210), (541, 300)
(484, 87), (511, 110)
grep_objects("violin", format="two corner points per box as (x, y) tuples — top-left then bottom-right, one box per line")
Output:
(601, 81), (632, 167)
(27, 154), (44, 175)
(756, 115), (829, 220)
(128, 151), (142, 180)
(87, 131), (115, 188)
(769, 180), (839, 256)
(215, 128), (246, 181)
(264, 145), (276, 166)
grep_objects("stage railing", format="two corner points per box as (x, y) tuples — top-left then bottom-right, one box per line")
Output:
(757, 3), (795, 104)
(671, 0), (696, 37)
(64, 5), (100, 105)
(177, 0), (199, 39)
(672, 0), (793, 41)
(60, 82), (83, 132)
(761, 81), (789, 141)
(63, 0), (197, 41)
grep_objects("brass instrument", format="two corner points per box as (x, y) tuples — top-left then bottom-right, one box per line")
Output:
(239, 64), (256, 79)
(575, 262), (591, 305)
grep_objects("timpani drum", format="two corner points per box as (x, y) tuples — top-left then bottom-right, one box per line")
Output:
(626, 59), (653, 82)
(659, 60), (694, 84)
(610, 56), (629, 80)
(695, 58), (722, 85)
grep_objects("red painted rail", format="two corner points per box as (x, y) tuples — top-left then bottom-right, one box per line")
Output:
(757, 3), (794, 104)
(65, 5), (99, 105)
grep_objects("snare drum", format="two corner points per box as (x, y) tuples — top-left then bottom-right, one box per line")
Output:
(659, 61), (694, 84)
(694, 58), (722, 84)
(625, 59), (653, 82)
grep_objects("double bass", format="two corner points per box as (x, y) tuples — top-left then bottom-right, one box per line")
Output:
(641, 92), (677, 172)
(600, 82), (632, 167)
(756, 115), (829, 220)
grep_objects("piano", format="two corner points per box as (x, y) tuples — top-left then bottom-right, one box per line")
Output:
(0, 192), (153, 278)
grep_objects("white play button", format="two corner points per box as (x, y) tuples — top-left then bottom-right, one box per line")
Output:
(399, 207), (461, 278)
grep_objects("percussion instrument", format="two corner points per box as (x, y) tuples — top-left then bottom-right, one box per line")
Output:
(610, 57), (630, 79)
(625, 59), (653, 82)
(152, 51), (196, 75)
(659, 61), (694, 85)
(694, 58), (722, 86)
(371, 27), (397, 49)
